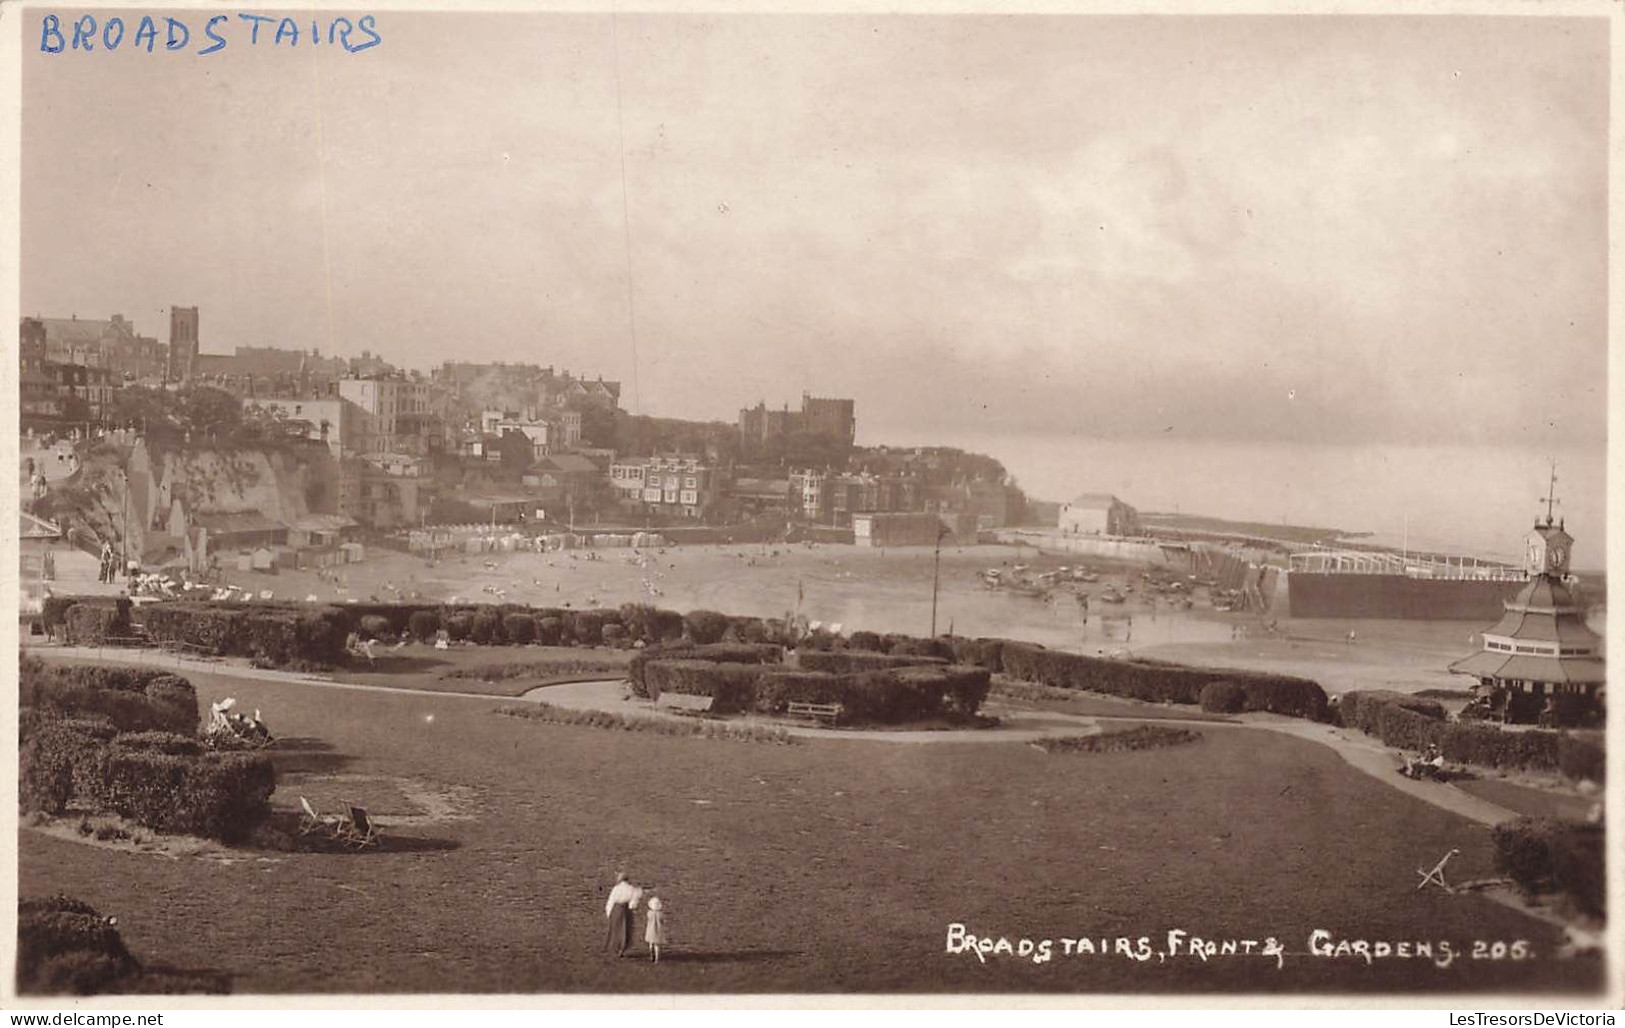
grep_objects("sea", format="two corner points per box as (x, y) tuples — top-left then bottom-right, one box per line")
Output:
(878, 433), (1609, 572)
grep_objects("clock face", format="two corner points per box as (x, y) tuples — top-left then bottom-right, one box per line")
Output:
(1550, 546), (1567, 567)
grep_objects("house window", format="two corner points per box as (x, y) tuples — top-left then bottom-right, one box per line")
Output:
(684, 477), (697, 489)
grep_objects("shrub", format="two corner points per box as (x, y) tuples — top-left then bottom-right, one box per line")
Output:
(1493, 818), (1606, 919)
(503, 614), (536, 645)
(97, 750), (276, 843)
(16, 898), (138, 996)
(798, 650), (945, 673)
(141, 675), (199, 734)
(20, 663), (196, 736)
(898, 664), (992, 716)
(752, 671), (847, 714)
(499, 703), (795, 745)
(407, 609), (442, 642)
(1232, 675), (1329, 720)
(1340, 691), (1593, 777)
(141, 603), (347, 667)
(20, 720), (115, 814)
(445, 614), (474, 642)
(1558, 733), (1606, 784)
(848, 630), (882, 652)
(358, 615), (393, 641)
(949, 636), (1006, 672)
(682, 609), (731, 645)
(63, 604), (129, 645)
(43, 596), (130, 638)
(1199, 680), (1246, 714)
(641, 659), (768, 706)
(111, 732), (203, 757)
(629, 643), (783, 698)
(601, 623), (628, 647)
(469, 609), (505, 646)
(535, 617), (564, 647)
(570, 610), (617, 647)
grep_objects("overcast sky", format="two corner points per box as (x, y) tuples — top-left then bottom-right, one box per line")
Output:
(23, 12), (1608, 455)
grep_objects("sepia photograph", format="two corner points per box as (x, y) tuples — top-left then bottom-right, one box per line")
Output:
(5, 0), (1613, 1003)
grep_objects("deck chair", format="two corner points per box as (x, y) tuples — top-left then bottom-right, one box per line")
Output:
(1416, 848), (1460, 893)
(298, 796), (339, 837)
(335, 803), (381, 850)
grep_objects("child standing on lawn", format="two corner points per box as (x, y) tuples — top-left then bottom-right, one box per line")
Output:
(644, 890), (666, 962)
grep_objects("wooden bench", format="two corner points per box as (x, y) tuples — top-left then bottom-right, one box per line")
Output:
(786, 701), (842, 724)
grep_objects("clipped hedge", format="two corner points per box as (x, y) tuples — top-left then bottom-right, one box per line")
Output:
(797, 649), (946, 674)
(20, 720), (117, 815)
(16, 896), (139, 996)
(1492, 818), (1606, 920)
(1199, 680), (1246, 714)
(999, 641), (1327, 718)
(97, 749), (276, 843)
(63, 604), (130, 645)
(42, 596), (131, 636)
(1339, 691), (1605, 780)
(682, 609), (731, 645)
(753, 670), (847, 714)
(643, 659), (990, 723)
(141, 603), (348, 667)
(408, 609), (441, 642)
(629, 643), (784, 698)
(20, 661), (198, 736)
(503, 613), (536, 645)
(111, 732), (204, 757)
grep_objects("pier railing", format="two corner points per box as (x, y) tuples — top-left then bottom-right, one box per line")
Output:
(1287, 548), (1526, 581)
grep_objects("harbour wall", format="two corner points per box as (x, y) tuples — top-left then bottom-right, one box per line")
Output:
(994, 530), (1178, 566)
(1282, 573), (1522, 621)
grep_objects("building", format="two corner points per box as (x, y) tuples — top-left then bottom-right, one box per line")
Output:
(246, 397), (367, 458)
(730, 477), (791, 514)
(852, 511), (977, 548)
(22, 313), (170, 383)
(739, 392), (858, 450)
(610, 458), (651, 499)
(167, 305), (199, 381)
(1059, 493), (1141, 537)
(634, 455), (719, 519)
(1448, 511), (1605, 727)
(338, 375), (437, 455)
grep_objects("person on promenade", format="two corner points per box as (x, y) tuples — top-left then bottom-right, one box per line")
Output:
(605, 872), (643, 958)
(643, 889), (667, 963)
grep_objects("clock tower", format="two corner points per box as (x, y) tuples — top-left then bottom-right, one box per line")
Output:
(1524, 521), (1572, 578)
(1523, 462), (1573, 578)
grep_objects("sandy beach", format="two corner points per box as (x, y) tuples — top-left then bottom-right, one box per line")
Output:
(219, 540), (1594, 696)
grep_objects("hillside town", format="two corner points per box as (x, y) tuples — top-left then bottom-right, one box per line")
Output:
(20, 305), (1042, 591)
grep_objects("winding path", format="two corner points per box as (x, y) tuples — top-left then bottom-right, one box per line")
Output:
(32, 644), (1523, 825)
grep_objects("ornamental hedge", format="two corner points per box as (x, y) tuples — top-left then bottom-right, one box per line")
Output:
(1492, 818), (1606, 919)
(1339, 691), (1605, 781)
(63, 604), (130, 645)
(42, 596), (130, 636)
(16, 896), (138, 996)
(998, 641), (1327, 719)
(629, 643), (785, 698)
(96, 749), (276, 842)
(19, 659), (198, 736)
(796, 649), (946, 674)
(637, 658), (991, 724)
(140, 603), (349, 667)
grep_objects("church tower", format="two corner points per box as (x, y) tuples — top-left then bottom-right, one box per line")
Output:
(167, 305), (199, 382)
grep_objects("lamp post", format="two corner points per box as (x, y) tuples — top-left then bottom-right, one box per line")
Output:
(930, 521), (949, 637)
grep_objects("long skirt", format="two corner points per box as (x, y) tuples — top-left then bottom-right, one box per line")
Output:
(606, 902), (632, 954)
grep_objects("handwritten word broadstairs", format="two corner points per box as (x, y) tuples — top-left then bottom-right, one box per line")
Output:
(945, 924), (1536, 970)
(39, 14), (381, 55)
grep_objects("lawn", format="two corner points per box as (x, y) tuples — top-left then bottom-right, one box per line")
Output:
(1451, 778), (1600, 822)
(17, 659), (1603, 995)
(326, 644), (633, 698)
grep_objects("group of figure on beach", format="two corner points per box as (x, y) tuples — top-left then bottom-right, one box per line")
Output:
(605, 873), (667, 962)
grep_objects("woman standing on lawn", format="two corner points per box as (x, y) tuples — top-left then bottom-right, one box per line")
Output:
(605, 872), (642, 958)
(643, 890), (666, 963)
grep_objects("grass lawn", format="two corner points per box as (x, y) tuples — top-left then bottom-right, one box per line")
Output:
(1451, 779), (1600, 822)
(17, 661), (1603, 995)
(326, 644), (632, 698)
(988, 681), (1237, 723)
